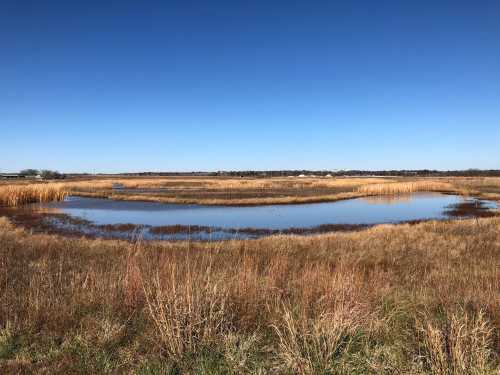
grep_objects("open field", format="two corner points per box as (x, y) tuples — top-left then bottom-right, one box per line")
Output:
(2, 176), (500, 207)
(0, 216), (499, 374)
(0, 176), (499, 373)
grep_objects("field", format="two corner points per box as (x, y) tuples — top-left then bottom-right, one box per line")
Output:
(0, 176), (499, 374)
(2, 175), (500, 207)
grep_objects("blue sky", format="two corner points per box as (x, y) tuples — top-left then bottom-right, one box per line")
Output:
(1, 0), (499, 172)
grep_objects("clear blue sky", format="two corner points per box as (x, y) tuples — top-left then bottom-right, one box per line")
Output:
(1, 0), (499, 173)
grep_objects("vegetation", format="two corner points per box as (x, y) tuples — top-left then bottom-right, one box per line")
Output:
(2, 176), (500, 207)
(112, 169), (500, 178)
(40, 170), (65, 180)
(16, 169), (65, 179)
(0, 184), (67, 207)
(62, 176), (500, 205)
(357, 181), (455, 195)
(19, 169), (39, 177)
(0, 217), (498, 373)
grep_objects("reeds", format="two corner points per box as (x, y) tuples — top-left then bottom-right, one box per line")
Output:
(358, 181), (454, 195)
(0, 184), (68, 207)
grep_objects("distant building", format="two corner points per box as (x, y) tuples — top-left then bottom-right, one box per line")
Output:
(25, 174), (43, 180)
(0, 174), (20, 179)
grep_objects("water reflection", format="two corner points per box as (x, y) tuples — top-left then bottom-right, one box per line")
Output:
(20, 193), (497, 241)
(360, 194), (414, 205)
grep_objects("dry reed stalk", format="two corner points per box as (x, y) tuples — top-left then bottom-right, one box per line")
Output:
(358, 181), (455, 195)
(0, 184), (67, 207)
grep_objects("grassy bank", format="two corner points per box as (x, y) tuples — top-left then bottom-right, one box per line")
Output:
(1, 217), (499, 374)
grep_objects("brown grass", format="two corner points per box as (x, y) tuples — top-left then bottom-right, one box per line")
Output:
(0, 216), (499, 373)
(418, 310), (493, 375)
(3, 177), (497, 208)
(0, 184), (67, 207)
(358, 181), (455, 195)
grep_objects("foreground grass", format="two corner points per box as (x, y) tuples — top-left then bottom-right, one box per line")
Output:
(0, 217), (499, 374)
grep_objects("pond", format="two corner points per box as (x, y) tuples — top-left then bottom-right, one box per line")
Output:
(17, 192), (498, 240)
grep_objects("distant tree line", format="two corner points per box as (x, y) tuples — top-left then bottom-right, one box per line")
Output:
(75, 169), (500, 178)
(215, 169), (500, 177)
(19, 169), (66, 179)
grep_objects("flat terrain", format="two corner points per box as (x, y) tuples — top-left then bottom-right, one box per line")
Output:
(65, 176), (500, 204)
(2, 176), (500, 206)
(0, 217), (499, 374)
(0, 176), (499, 374)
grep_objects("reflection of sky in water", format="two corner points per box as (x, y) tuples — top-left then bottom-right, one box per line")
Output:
(29, 193), (497, 230)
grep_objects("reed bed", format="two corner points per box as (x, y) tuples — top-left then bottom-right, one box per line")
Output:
(358, 181), (455, 195)
(0, 184), (68, 207)
(60, 177), (392, 206)
(61, 177), (390, 191)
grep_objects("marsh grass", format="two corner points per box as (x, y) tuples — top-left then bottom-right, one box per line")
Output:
(357, 181), (455, 195)
(3, 177), (496, 208)
(143, 258), (234, 359)
(0, 184), (67, 207)
(0, 216), (499, 373)
(417, 310), (494, 375)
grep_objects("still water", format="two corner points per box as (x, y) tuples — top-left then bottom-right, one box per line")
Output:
(26, 193), (497, 240)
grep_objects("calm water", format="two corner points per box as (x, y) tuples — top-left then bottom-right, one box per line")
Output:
(31, 193), (497, 236)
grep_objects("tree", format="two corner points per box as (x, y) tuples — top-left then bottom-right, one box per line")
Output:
(40, 170), (65, 180)
(20, 169), (39, 176)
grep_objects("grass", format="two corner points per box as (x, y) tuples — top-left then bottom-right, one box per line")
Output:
(357, 181), (455, 195)
(2, 176), (499, 207)
(0, 216), (499, 373)
(63, 177), (500, 205)
(0, 184), (67, 207)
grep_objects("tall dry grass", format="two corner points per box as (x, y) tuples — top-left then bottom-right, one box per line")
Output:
(143, 254), (234, 359)
(418, 310), (493, 375)
(358, 181), (455, 195)
(0, 216), (498, 373)
(63, 177), (390, 191)
(58, 177), (388, 205)
(0, 184), (67, 207)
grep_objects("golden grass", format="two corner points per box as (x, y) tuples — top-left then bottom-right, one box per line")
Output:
(60, 176), (500, 206)
(1, 177), (498, 211)
(0, 216), (499, 373)
(61, 176), (390, 190)
(56, 177), (389, 205)
(418, 310), (493, 375)
(71, 190), (363, 206)
(0, 184), (67, 207)
(357, 181), (455, 195)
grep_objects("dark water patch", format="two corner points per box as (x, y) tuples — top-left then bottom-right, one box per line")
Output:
(444, 199), (498, 218)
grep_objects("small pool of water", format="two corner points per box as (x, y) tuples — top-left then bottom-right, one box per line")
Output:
(20, 193), (498, 240)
